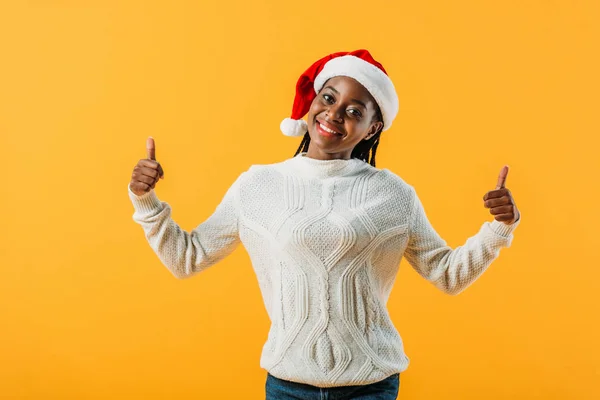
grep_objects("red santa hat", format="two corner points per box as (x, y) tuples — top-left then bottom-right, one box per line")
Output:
(280, 49), (399, 137)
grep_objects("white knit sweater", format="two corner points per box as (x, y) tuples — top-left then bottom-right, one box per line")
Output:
(128, 152), (521, 388)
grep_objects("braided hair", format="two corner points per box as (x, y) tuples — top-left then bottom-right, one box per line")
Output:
(293, 106), (384, 167)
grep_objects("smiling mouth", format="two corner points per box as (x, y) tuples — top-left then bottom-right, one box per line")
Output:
(316, 120), (343, 136)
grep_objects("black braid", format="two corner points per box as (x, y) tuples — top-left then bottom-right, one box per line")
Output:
(293, 133), (311, 157)
(293, 107), (384, 167)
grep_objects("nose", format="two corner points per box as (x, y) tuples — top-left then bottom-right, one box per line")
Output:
(326, 103), (344, 123)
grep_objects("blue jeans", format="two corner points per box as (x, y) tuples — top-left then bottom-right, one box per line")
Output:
(265, 373), (400, 400)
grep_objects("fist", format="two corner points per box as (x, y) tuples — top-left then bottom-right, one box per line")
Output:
(129, 137), (165, 196)
(483, 165), (520, 225)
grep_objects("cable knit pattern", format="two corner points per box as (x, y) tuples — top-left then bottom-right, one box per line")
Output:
(128, 152), (521, 387)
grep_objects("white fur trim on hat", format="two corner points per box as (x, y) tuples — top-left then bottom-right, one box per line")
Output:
(313, 55), (399, 131)
(280, 117), (308, 137)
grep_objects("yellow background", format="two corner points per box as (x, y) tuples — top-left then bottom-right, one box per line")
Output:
(1, 0), (598, 399)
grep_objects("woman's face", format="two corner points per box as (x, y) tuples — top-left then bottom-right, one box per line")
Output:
(305, 76), (384, 160)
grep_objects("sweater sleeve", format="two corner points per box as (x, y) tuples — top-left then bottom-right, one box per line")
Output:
(402, 187), (521, 295)
(127, 174), (243, 279)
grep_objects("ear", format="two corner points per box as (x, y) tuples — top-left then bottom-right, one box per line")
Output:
(364, 121), (383, 141)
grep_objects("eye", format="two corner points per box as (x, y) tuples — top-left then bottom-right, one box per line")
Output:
(322, 93), (335, 104)
(347, 108), (362, 118)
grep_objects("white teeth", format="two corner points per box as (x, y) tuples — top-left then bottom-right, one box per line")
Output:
(319, 123), (339, 135)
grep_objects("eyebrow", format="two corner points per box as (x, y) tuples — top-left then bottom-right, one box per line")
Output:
(322, 86), (368, 109)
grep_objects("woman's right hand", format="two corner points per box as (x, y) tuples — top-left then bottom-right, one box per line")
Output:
(129, 137), (165, 196)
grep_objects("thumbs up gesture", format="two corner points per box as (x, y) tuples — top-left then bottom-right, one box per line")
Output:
(483, 165), (520, 225)
(129, 137), (165, 196)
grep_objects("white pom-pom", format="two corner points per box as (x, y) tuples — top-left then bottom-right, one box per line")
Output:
(280, 118), (308, 137)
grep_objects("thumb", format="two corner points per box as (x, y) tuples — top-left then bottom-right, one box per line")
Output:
(146, 137), (156, 160)
(496, 165), (509, 189)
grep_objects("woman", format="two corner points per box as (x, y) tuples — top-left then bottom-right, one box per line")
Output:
(128, 50), (521, 399)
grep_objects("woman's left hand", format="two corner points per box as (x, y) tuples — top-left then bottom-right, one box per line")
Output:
(483, 165), (520, 225)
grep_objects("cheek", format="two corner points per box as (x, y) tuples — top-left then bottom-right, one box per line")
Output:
(345, 118), (369, 133)
(307, 99), (322, 117)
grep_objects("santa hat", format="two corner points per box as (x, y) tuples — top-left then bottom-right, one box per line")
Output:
(280, 49), (399, 137)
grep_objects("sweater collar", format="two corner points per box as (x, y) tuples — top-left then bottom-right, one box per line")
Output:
(284, 152), (371, 178)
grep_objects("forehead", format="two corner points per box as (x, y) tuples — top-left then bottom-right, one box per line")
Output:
(321, 76), (377, 107)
